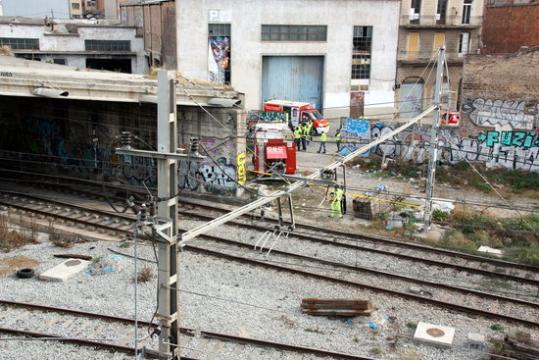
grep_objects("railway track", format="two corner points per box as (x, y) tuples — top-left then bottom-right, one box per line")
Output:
(2, 169), (537, 281)
(178, 199), (539, 286)
(0, 188), (538, 330)
(183, 240), (539, 329)
(0, 300), (372, 360)
(0, 299), (159, 358)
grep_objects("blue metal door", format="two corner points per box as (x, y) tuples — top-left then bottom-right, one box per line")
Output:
(262, 56), (324, 110)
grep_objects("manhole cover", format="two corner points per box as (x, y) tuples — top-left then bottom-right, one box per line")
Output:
(65, 260), (81, 267)
(426, 328), (445, 337)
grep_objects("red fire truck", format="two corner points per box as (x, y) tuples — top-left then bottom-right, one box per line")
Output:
(263, 100), (330, 134)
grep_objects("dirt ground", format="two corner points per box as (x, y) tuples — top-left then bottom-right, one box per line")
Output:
(292, 142), (538, 220)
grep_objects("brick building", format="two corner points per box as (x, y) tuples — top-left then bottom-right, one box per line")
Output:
(396, 0), (483, 118)
(482, 0), (539, 54)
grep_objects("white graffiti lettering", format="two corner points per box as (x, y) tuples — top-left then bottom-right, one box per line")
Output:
(463, 98), (538, 130)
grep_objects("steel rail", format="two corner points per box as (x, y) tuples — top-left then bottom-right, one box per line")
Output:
(178, 208), (539, 287)
(0, 300), (369, 359)
(0, 327), (177, 359)
(185, 233), (539, 309)
(184, 245), (539, 329)
(179, 198), (539, 272)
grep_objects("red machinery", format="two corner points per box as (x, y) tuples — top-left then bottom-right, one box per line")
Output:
(254, 139), (296, 176)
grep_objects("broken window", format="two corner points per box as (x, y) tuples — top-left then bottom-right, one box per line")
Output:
(410, 0), (421, 23)
(351, 26), (372, 80)
(0, 37), (39, 50)
(208, 24), (231, 84)
(261, 25), (327, 41)
(85, 40), (131, 51)
(436, 0), (448, 24)
(462, 0), (472, 24)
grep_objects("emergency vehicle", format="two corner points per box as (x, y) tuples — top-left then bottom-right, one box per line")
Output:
(263, 100), (330, 134)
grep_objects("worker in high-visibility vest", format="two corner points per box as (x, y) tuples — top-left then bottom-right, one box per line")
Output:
(300, 122), (308, 150)
(293, 127), (302, 151)
(335, 129), (342, 152)
(330, 187), (344, 218)
(306, 120), (314, 141)
(317, 132), (327, 154)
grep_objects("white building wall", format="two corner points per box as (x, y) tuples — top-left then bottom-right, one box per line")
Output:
(177, 0), (400, 118)
(0, 23), (145, 73)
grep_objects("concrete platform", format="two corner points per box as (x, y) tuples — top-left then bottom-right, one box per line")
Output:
(39, 259), (90, 282)
(414, 321), (455, 347)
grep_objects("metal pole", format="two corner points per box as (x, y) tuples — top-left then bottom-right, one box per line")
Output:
(156, 70), (179, 358)
(424, 47), (445, 227)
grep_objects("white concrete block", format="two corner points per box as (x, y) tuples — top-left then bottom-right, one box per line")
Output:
(39, 259), (90, 282)
(414, 321), (455, 347)
(478, 246), (503, 256)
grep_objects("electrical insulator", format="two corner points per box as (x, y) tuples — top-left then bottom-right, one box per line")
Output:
(139, 203), (147, 223)
(120, 131), (132, 148)
(189, 137), (199, 154)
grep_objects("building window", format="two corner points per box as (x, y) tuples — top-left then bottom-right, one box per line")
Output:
(410, 0), (421, 24)
(351, 26), (372, 80)
(53, 59), (66, 65)
(261, 25), (327, 41)
(458, 32), (470, 56)
(0, 37), (39, 50)
(436, 0), (448, 24)
(462, 0), (472, 24)
(85, 40), (131, 51)
(72, 3), (80, 10)
(208, 24), (231, 84)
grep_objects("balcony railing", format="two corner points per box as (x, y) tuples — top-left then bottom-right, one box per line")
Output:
(397, 50), (473, 63)
(400, 15), (482, 27)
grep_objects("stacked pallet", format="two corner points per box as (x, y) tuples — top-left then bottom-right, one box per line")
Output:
(301, 298), (375, 317)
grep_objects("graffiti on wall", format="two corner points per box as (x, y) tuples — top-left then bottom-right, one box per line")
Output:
(178, 137), (237, 194)
(339, 118), (370, 156)
(247, 111), (287, 122)
(367, 122), (539, 172)
(236, 153), (247, 186)
(462, 98), (539, 130)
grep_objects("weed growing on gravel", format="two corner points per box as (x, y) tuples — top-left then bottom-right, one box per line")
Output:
(136, 266), (153, 283)
(490, 323), (504, 332)
(369, 347), (382, 356)
(0, 214), (38, 252)
(443, 209), (539, 265)
(119, 242), (130, 248)
(48, 220), (85, 248)
(304, 327), (324, 334)
(406, 322), (417, 330)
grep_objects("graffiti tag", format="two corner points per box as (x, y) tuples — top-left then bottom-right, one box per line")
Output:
(462, 98), (538, 130)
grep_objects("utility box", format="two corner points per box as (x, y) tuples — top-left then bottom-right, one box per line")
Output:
(353, 198), (373, 220)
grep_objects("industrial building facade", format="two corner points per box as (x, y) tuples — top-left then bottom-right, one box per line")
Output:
(176, 0), (401, 119)
(396, 0), (484, 117)
(0, 17), (145, 73)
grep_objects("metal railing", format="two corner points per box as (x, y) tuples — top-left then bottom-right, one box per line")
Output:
(400, 15), (482, 27)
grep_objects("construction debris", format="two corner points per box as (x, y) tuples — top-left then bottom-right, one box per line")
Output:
(301, 298), (375, 317)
